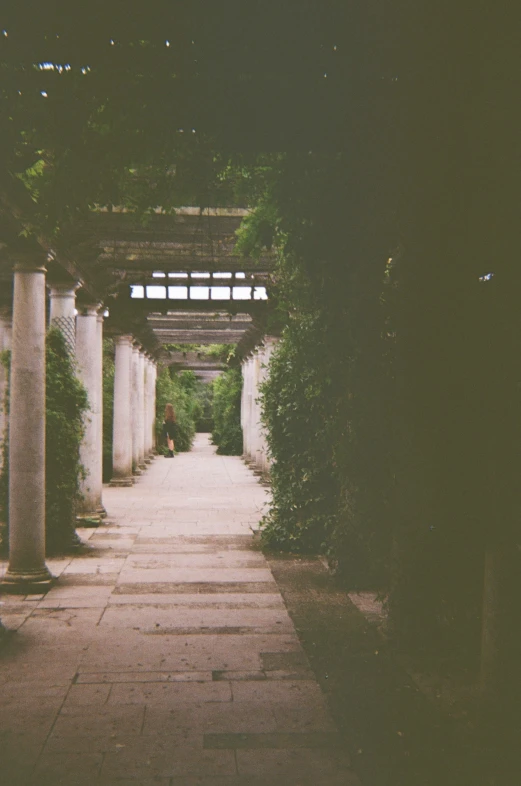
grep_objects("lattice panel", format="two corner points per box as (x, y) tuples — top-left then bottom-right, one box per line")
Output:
(51, 316), (76, 354)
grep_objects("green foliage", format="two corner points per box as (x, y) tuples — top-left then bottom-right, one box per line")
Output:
(45, 328), (89, 554)
(260, 315), (341, 553)
(193, 380), (214, 433)
(1, 332), (89, 555)
(164, 343), (230, 361)
(155, 368), (196, 453)
(211, 368), (243, 455)
(102, 339), (115, 482)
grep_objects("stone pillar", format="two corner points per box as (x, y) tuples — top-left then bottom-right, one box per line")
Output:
(110, 335), (134, 486)
(150, 362), (157, 453)
(143, 357), (153, 461)
(131, 345), (141, 475)
(76, 303), (104, 519)
(2, 258), (53, 591)
(0, 312), (12, 473)
(137, 350), (146, 469)
(96, 311), (106, 516)
(48, 282), (80, 354)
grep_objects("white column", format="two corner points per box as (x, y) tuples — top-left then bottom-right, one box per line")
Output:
(2, 258), (53, 591)
(110, 335), (134, 486)
(0, 312), (12, 473)
(137, 351), (146, 469)
(131, 345), (141, 475)
(143, 357), (154, 461)
(96, 311), (106, 516)
(76, 303), (103, 518)
(48, 282), (80, 354)
(150, 362), (157, 453)
(253, 351), (262, 469)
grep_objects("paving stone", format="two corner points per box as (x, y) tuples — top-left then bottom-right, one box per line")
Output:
(107, 680), (232, 705)
(101, 739), (236, 779)
(62, 683), (112, 706)
(54, 705), (146, 736)
(108, 592), (284, 607)
(142, 702), (278, 736)
(231, 679), (328, 706)
(236, 748), (354, 779)
(204, 731), (341, 749)
(117, 567), (275, 584)
(114, 582), (279, 594)
(99, 605), (293, 633)
(77, 670), (213, 684)
(0, 436), (349, 784)
(30, 752), (104, 785)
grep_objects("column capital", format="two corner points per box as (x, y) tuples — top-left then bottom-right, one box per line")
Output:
(47, 281), (82, 297)
(77, 302), (101, 317)
(13, 259), (47, 274)
(114, 333), (134, 346)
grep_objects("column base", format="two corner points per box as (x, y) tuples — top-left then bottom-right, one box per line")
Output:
(109, 477), (134, 487)
(138, 462), (147, 471)
(1, 566), (55, 594)
(97, 505), (108, 519)
(132, 468), (142, 476)
(144, 458), (152, 465)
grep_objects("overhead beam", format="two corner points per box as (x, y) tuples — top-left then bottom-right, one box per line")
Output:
(153, 331), (246, 344)
(149, 321), (252, 332)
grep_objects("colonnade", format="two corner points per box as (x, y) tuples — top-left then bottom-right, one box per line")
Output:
(111, 335), (156, 486)
(0, 257), (158, 592)
(241, 337), (277, 475)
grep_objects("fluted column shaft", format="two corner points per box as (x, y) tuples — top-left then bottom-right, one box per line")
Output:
(3, 260), (52, 590)
(111, 335), (134, 486)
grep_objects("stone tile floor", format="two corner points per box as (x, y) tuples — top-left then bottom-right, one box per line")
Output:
(0, 435), (360, 785)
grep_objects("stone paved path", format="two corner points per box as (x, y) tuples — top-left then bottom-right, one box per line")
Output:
(0, 435), (359, 785)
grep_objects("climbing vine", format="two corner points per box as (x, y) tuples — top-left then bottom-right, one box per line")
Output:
(0, 328), (89, 555)
(102, 339), (115, 482)
(211, 367), (243, 455)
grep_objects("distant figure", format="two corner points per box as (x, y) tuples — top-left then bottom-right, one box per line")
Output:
(162, 403), (177, 458)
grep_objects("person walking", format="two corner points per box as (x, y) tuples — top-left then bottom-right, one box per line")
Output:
(162, 403), (177, 458)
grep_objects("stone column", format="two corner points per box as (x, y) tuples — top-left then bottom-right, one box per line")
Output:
(137, 350), (146, 469)
(150, 361), (157, 453)
(110, 335), (134, 486)
(0, 312), (12, 473)
(2, 257), (53, 591)
(131, 345), (141, 475)
(76, 303), (104, 519)
(48, 281), (80, 354)
(96, 311), (106, 516)
(143, 357), (152, 462)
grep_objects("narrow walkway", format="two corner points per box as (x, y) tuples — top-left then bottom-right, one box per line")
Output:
(0, 435), (358, 785)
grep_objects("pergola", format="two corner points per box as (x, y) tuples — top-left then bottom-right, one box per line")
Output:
(0, 186), (274, 592)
